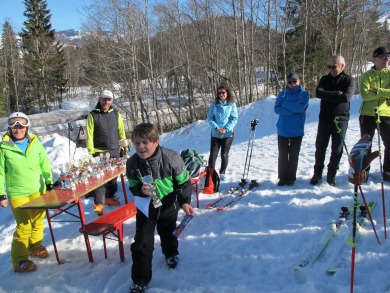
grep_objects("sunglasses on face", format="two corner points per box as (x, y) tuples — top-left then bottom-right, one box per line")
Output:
(287, 80), (297, 85)
(218, 91), (226, 95)
(8, 117), (29, 128)
(327, 65), (338, 69)
(375, 54), (390, 60)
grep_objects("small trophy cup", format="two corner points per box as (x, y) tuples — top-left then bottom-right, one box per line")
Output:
(59, 164), (67, 189)
(142, 175), (162, 208)
(119, 139), (131, 159)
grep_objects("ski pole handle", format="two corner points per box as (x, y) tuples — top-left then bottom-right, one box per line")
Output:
(333, 117), (342, 134)
(374, 107), (380, 124)
(251, 119), (259, 131)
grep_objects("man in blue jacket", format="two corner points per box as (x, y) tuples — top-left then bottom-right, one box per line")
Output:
(274, 72), (309, 186)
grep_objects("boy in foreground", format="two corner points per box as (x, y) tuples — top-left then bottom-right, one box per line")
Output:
(126, 123), (194, 293)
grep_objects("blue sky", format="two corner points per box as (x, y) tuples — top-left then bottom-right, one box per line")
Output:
(0, 0), (92, 32)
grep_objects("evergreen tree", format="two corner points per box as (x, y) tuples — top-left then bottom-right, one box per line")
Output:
(52, 41), (67, 109)
(20, 0), (67, 113)
(1, 21), (22, 114)
(0, 57), (8, 117)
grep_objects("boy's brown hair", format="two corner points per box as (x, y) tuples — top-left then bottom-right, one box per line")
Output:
(131, 123), (160, 143)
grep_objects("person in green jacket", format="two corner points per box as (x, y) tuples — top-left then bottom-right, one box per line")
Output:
(126, 123), (194, 293)
(359, 46), (390, 181)
(0, 112), (54, 273)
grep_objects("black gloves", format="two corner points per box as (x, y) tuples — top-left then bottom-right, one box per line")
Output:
(46, 179), (62, 191)
(53, 179), (62, 189)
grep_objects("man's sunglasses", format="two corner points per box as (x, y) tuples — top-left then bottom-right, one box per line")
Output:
(375, 54), (390, 60)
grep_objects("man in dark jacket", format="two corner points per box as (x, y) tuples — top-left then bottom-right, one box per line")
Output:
(310, 55), (356, 186)
(86, 90), (127, 215)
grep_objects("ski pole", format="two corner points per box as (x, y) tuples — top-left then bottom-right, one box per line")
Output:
(374, 107), (387, 239)
(72, 125), (85, 161)
(242, 119), (259, 180)
(358, 185), (380, 245)
(246, 119), (259, 176)
(334, 117), (350, 157)
(242, 122), (254, 179)
(68, 122), (73, 163)
(350, 184), (358, 293)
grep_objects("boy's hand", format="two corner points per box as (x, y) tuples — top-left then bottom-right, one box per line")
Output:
(182, 203), (195, 216)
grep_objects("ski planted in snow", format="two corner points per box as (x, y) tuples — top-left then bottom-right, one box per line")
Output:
(204, 179), (248, 209)
(173, 214), (194, 238)
(327, 200), (376, 274)
(217, 179), (260, 211)
(292, 204), (359, 270)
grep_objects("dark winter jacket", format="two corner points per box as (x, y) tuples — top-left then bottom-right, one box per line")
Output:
(126, 145), (191, 218)
(86, 103), (126, 154)
(274, 84), (309, 138)
(316, 72), (356, 122)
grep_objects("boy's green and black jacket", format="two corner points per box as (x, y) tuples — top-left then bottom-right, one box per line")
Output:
(126, 145), (191, 218)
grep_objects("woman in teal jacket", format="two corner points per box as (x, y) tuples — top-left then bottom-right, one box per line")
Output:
(207, 85), (238, 181)
(0, 112), (54, 273)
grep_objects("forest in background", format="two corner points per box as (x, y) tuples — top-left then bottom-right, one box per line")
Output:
(0, 0), (389, 133)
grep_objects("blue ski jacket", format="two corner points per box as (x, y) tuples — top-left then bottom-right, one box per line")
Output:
(274, 84), (309, 138)
(207, 99), (238, 138)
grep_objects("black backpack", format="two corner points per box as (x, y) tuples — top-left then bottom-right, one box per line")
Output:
(202, 166), (220, 194)
(180, 149), (205, 178)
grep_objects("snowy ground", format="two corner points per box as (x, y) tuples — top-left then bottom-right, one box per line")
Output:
(0, 95), (389, 293)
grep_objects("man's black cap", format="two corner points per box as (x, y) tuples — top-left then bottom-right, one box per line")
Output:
(373, 47), (389, 57)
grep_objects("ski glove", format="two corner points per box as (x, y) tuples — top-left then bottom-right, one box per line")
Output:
(348, 134), (379, 185)
(46, 179), (62, 191)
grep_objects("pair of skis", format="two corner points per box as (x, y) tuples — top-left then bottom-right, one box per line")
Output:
(292, 204), (355, 270)
(204, 179), (247, 209)
(205, 119), (260, 211)
(327, 200), (376, 274)
(204, 179), (259, 211)
(293, 200), (375, 271)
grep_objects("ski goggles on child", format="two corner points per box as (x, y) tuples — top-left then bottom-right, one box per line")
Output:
(7, 117), (29, 128)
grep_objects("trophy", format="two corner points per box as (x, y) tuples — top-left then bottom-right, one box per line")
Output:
(142, 175), (162, 208)
(91, 156), (102, 177)
(119, 139), (131, 159)
(63, 162), (75, 189)
(59, 164), (68, 189)
(104, 152), (113, 171)
(70, 159), (79, 184)
(79, 156), (89, 183)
